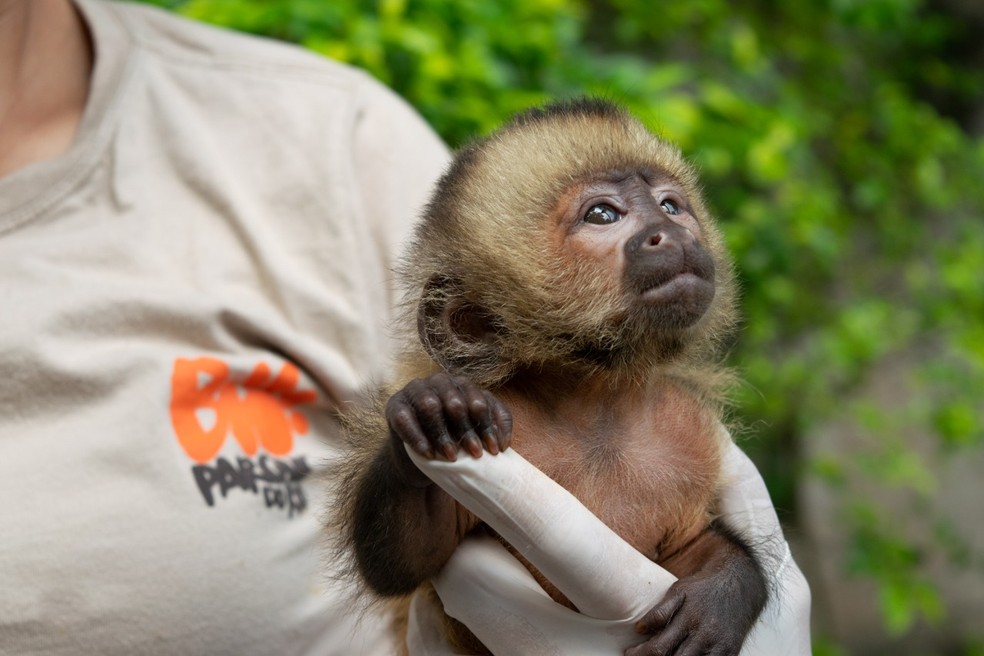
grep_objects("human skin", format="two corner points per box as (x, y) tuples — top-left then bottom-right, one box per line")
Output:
(0, 0), (92, 178)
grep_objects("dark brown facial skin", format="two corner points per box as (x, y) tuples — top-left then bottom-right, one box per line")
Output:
(344, 101), (766, 656)
(564, 171), (717, 339)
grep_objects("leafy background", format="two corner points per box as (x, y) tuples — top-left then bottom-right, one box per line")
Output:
(133, 0), (984, 652)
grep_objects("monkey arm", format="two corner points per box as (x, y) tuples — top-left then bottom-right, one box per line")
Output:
(350, 372), (512, 596)
(630, 522), (767, 655)
(351, 437), (478, 596)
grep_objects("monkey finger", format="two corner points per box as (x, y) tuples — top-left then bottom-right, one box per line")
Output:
(670, 639), (701, 656)
(625, 620), (688, 656)
(451, 375), (499, 454)
(428, 375), (486, 458)
(479, 427), (500, 456)
(636, 590), (685, 633)
(428, 374), (471, 425)
(486, 392), (513, 452)
(458, 429), (486, 459)
(386, 399), (435, 459)
(409, 386), (459, 461)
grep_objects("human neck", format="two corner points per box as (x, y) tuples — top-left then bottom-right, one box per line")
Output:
(0, 0), (93, 179)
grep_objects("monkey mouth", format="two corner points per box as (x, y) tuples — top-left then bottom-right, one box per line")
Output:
(632, 267), (716, 330)
(639, 272), (708, 303)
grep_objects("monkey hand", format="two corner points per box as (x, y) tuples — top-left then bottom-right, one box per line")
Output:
(386, 373), (513, 469)
(628, 550), (763, 656)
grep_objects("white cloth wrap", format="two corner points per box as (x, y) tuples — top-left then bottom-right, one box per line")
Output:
(404, 432), (812, 655)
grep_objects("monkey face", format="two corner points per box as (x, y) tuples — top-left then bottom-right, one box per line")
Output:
(555, 169), (717, 337)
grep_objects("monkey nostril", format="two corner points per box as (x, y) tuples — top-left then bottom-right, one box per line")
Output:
(627, 229), (670, 257)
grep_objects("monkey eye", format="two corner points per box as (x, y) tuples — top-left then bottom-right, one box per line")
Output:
(583, 204), (621, 225)
(660, 199), (681, 216)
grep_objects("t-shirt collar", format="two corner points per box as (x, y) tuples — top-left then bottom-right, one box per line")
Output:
(0, 0), (135, 234)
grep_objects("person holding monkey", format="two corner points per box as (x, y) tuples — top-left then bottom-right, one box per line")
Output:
(0, 1), (809, 654)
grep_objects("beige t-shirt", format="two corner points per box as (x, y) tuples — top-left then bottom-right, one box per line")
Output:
(0, 1), (448, 654)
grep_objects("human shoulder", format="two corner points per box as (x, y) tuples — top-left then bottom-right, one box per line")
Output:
(86, 0), (447, 170)
(98, 0), (374, 95)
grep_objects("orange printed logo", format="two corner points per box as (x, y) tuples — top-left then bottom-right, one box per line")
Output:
(169, 357), (317, 464)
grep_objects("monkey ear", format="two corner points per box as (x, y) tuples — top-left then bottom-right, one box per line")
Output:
(417, 275), (502, 374)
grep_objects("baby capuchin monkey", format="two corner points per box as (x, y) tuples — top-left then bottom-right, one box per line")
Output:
(339, 98), (767, 655)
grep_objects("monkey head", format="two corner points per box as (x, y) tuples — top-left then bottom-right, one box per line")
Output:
(404, 98), (737, 386)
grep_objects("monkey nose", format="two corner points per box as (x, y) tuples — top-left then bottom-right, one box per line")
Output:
(625, 223), (682, 258)
(639, 229), (675, 252)
(638, 220), (693, 252)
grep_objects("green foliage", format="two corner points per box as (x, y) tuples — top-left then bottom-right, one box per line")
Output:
(813, 636), (849, 656)
(847, 501), (946, 635)
(135, 0), (984, 646)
